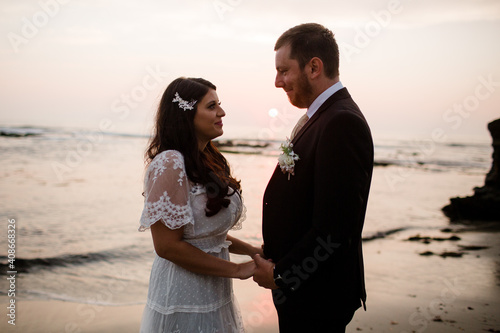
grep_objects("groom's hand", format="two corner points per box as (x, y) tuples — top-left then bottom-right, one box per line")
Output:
(253, 254), (278, 289)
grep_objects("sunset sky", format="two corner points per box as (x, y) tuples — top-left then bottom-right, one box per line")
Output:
(1, 0), (499, 142)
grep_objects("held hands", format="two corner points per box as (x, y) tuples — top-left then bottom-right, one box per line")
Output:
(250, 244), (265, 259)
(252, 254), (278, 289)
(235, 244), (265, 280)
(233, 243), (277, 289)
(236, 260), (256, 280)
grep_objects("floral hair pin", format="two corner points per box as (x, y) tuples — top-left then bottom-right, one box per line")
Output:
(173, 92), (197, 111)
(278, 138), (299, 180)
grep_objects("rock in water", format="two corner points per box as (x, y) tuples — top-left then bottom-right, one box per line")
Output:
(442, 118), (500, 221)
(485, 119), (500, 189)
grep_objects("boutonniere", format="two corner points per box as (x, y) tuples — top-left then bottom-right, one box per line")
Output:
(278, 138), (299, 180)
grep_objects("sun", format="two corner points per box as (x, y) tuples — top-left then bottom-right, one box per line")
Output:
(268, 108), (279, 118)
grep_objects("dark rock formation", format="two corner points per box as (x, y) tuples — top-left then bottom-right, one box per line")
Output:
(442, 118), (500, 221)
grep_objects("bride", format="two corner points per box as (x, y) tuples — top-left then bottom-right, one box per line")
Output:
(139, 77), (262, 332)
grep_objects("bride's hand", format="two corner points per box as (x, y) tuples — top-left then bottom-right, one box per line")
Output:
(236, 260), (256, 280)
(250, 244), (265, 259)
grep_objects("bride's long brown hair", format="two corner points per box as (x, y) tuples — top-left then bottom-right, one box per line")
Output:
(145, 77), (241, 217)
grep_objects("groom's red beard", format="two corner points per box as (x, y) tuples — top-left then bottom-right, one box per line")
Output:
(288, 71), (314, 109)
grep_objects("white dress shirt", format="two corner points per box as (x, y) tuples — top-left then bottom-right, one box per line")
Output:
(306, 81), (344, 119)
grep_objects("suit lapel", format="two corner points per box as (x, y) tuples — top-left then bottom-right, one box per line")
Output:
(291, 88), (351, 145)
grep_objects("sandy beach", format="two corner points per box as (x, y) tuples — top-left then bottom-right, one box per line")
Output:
(350, 225), (500, 333)
(2, 224), (498, 333)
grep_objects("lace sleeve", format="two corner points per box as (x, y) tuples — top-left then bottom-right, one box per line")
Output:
(139, 150), (194, 232)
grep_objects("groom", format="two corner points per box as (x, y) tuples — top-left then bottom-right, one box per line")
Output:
(253, 23), (374, 332)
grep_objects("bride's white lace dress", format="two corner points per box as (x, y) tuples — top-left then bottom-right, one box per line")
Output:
(139, 150), (245, 333)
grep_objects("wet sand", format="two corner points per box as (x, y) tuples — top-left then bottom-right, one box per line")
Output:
(1, 225), (498, 333)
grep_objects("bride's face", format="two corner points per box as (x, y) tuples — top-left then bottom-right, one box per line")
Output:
(193, 89), (225, 147)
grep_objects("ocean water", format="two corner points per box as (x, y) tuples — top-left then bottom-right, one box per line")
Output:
(0, 125), (493, 306)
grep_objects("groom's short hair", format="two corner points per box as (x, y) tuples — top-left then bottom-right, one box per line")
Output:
(275, 23), (339, 79)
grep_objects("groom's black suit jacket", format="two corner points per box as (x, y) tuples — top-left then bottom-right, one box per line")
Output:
(263, 88), (373, 329)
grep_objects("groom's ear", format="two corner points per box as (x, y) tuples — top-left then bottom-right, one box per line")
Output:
(307, 57), (323, 80)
